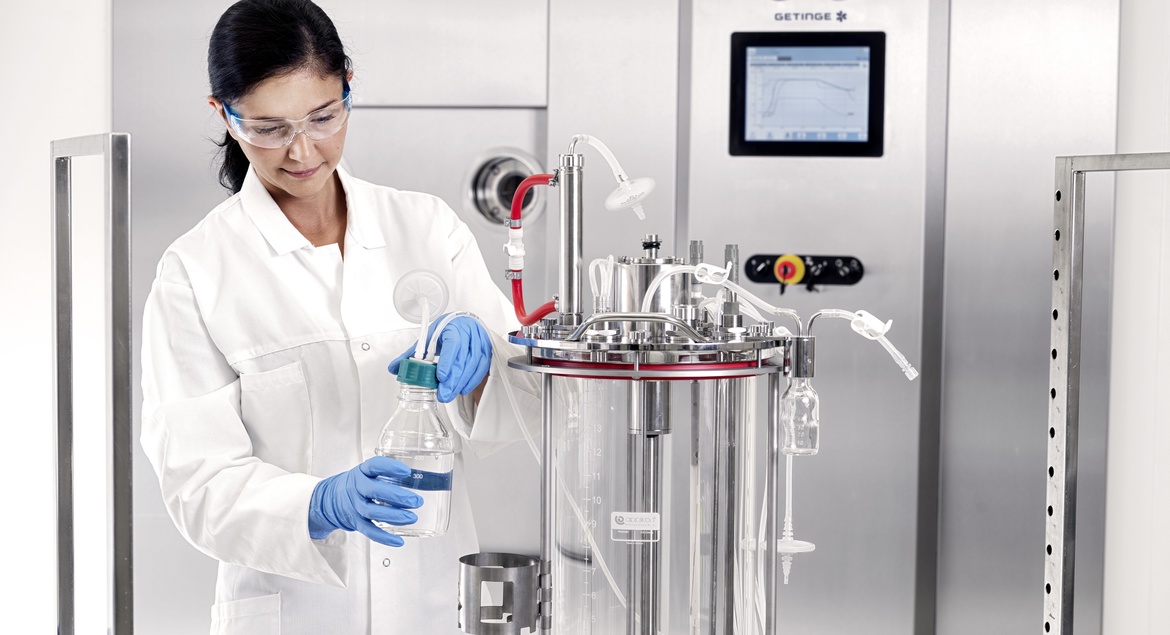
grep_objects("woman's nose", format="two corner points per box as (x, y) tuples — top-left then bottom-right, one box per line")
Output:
(287, 130), (314, 162)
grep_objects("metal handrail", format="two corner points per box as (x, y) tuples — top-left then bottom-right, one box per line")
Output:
(52, 133), (133, 635)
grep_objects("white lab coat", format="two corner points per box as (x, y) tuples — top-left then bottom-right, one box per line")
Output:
(140, 166), (541, 634)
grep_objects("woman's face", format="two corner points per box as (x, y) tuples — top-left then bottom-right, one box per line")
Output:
(213, 68), (350, 201)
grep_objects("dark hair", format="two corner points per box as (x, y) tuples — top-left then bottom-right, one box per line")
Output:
(208, 0), (351, 194)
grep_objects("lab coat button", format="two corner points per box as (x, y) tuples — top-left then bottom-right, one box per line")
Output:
(382, 558), (391, 568)
(361, 343), (371, 351)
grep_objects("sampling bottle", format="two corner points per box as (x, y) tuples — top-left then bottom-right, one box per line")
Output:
(374, 358), (454, 537)
(780, 377), (820, 455)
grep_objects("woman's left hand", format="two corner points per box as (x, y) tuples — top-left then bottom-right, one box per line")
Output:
(388, 315), (492, 403)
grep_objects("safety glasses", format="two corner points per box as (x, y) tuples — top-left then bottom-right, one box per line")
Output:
(223, 86), (352, 149)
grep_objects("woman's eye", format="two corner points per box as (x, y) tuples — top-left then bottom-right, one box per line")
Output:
(312, 114), (336, 124)
(253, 125), (287, 136)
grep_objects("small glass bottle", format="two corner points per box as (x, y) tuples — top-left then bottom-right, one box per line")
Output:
(780, 377), (820, 455)
(374, 358), (454, 537)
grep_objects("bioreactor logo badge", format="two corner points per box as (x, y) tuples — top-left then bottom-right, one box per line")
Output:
(772, 10), (849, 22)
(611, 512), (661, 543)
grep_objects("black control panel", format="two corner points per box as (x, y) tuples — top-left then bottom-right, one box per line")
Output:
(745, 254), (864, 294)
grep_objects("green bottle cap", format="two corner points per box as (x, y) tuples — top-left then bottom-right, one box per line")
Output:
(397, 358), (439, 389)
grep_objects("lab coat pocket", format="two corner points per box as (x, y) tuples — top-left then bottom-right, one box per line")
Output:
(239, 361), (313, 473)
(210, 593), (281, 635)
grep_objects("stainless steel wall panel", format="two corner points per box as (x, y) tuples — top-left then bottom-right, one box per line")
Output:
(317, 0), (548, 108)
(685, 2), (930, 633)
(343, 107), (549, 301)
(938, 1), (1119, 634)
(544, 0), (680, 273)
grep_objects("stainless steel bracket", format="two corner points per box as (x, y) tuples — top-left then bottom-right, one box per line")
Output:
(1046, 151), (1170, 635)
(52, 133), (133, 635)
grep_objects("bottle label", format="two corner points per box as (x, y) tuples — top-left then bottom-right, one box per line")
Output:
(382, 469), (453, 492)
(610, 512), (660, 543)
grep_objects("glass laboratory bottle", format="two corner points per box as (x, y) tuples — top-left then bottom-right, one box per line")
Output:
(780, 377), (820, 455)
(374, 358), (454, 537)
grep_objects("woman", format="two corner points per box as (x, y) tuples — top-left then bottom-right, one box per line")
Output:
(140, 1), (539, 632)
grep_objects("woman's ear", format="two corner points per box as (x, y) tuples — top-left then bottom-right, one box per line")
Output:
(208, 96), (226, 120)
(208, 96), (242, 143)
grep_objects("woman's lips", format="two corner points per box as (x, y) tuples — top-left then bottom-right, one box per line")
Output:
(283, 165), (321, 179)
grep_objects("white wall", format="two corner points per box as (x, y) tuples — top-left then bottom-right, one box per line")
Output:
(1104, 0), (1170, 631)
(0, 0), (112, 632)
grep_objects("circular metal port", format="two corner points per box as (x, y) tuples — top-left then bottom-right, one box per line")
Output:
(465, 148), (546, 226)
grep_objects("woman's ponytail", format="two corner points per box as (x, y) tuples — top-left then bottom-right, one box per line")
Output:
(217, 132), (250, 194)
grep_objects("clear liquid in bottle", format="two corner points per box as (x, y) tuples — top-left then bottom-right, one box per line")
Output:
(374, 358), (454, 537)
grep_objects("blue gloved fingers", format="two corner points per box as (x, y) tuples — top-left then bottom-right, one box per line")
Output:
(354, 519), (406, 548)
(467, 330), (492, 390)
(358, 455), (412, 480)
(433, 322), (461, 380)
(459, 321), (489, 389)
(435, 318), (492, 403)
(442, 341), (490, 403)
(358, 499), (419, 526)
(356, 477), (423, 509)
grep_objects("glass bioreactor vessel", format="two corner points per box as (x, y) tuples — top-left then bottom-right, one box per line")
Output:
(455, 135), (917, 635)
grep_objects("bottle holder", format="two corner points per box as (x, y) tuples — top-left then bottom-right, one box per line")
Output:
(458, 552), (539, 635)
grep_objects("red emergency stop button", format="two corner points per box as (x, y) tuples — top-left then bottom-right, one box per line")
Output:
(774, 254), (805, 285)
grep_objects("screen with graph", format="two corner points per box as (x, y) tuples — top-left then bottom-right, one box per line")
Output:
(730, 32), (885, 157)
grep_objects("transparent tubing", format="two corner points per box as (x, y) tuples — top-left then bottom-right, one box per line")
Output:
(423, 311), (471, 361)
(590, 256), (617, 313)
(567, 134), (653, 220)
(414, 297), (431, 360)
(807, 309), (919, 380)
(640, 263), (804, 333)
(569, 134), (629, 182)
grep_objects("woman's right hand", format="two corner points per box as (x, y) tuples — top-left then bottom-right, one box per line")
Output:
(307, 456), (421, 547)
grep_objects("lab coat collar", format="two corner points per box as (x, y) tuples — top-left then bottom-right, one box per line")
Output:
(335, 166), (386, 250)
(240, 164), (385, 256)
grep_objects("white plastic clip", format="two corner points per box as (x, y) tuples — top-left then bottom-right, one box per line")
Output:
(693, 261), (732, 285)
(850, 310), (892, 340)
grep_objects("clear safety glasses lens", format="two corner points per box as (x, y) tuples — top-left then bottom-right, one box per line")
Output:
(225, 92), (352, 149)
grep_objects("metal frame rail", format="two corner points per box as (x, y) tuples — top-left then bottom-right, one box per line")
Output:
(1046, 151), (1170, 635)
(52, 133), (133, 635)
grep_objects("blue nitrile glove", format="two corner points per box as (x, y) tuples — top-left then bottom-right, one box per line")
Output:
(388, 315), (492, 403)
(307, 456), (422, 548)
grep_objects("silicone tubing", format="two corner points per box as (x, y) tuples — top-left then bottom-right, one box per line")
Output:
(513, 278), (558, 326)
(640, 262), (804, 332)
(509, 173), (558, 326)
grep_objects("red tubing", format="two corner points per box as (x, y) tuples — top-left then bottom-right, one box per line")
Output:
(512, 174), (553, 221)
(513, 278), (558, 326)
(510, 173), (557, 326)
